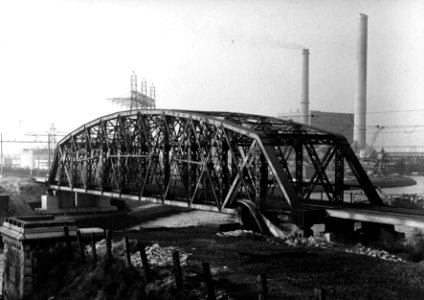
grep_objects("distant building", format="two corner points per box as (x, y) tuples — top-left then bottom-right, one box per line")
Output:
(3, 154), (20, 168)
(278, 110), (354, 144)
(20, 148), (50, 170)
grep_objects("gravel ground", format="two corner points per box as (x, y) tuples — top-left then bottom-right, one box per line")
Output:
(131, 204), (239, 229)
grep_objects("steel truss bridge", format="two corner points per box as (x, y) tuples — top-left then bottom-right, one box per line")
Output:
(48, 109), (382, 218)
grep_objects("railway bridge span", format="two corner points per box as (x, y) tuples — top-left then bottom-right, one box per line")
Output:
(43, 109), (384, 225)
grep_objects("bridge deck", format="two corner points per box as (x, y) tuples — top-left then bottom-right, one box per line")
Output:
(324, 206), (424, 228)
(296, 200), (424, 228)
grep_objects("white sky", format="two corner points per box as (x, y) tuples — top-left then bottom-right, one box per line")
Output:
(0, 0), (423, 151)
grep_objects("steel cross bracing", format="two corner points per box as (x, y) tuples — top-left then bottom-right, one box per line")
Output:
(48, 109), (382, 215)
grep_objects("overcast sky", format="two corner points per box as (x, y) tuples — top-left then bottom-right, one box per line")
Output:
(0, 0), (423, 150)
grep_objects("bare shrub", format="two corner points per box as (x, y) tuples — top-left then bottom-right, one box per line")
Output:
(404, 228), (424, 262)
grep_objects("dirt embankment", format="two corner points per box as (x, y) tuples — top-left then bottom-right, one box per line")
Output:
(26, 226), (424, 300)
(0, 175), (44, 219)
(2, 176), (424, 299)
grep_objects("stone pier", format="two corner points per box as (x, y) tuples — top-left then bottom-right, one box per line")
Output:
(0, 216), (78, 299)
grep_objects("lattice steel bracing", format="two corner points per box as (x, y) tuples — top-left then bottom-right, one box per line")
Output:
(48, 110), (382, 214)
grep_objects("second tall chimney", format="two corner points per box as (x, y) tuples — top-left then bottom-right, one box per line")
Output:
(300, 48), (310, 125)
(353, 14), (368, 150)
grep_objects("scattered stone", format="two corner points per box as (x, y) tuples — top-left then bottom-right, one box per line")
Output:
(344, 244), (405, 262)
(216, 229), (263, 237)
(144, 243), (190, 267)
(85, 240), (191, 267)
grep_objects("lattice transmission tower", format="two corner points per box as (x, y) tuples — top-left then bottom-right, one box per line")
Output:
(108, 71), (156, 110)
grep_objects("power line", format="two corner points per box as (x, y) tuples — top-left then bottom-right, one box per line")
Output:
(310, 108), (424, 116)
(1, 141), (49, 144)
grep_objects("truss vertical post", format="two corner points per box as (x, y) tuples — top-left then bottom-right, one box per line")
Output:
(259, 152), (268, 204)
(334, 147), (344, 203)
(255, 144), (261, 206)
(295, 142), (303, 198)
(163, 117), (170, 199)
(184, 131), (190, 195)
(254, 144), (269, 210)
(190, 131), (198, 197)
(221, 141), (230, 204)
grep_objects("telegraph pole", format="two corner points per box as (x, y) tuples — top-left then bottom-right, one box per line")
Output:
(48, 133), (51, 175)
(1, 133), (3, 175)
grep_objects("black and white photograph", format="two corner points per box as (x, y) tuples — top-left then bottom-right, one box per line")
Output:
(0, 0), (423, 299)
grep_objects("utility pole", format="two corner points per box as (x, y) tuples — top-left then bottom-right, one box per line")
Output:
(48, 133), (51, 175)
(1, 133), (3, 175)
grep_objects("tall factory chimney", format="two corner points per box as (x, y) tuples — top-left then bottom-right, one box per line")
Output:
(300, 49), (310, 125)
(353, 14), (368, 150)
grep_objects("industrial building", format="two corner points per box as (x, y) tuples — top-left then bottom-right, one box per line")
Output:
(278, 110), (354, 144)
(279, 14), (365, 149)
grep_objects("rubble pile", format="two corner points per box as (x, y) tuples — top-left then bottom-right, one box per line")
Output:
(132, 243), (191, 267)
(345, 245), (405, 262)
(85, 240), (191, 268)
(218, 228), (405, 263)
(284, 236), (332, 248)
(216, 229), (263, 237)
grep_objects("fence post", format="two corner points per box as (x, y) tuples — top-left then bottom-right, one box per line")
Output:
(257, 273), (268, 300)
(314, 288), (326, 300)
(77, 230), (86, 263)
(63, 225), (73, 260)
(106, 230), (113, 260)
(91, 232), (97, 264)
(172, 251), (184, 292)
(124, 236), (131, 267)
(202, 262), (216, 300)
(139, 243), (151, 282)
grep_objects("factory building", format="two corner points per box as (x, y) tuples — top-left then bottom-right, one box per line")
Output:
(281, 14), (366, 150)
(278, 111), (354, 144)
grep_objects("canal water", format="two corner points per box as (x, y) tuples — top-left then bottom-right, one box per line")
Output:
(381, 176), (424, 197)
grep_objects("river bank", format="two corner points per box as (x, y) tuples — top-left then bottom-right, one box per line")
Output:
(381, 175), (424, 196)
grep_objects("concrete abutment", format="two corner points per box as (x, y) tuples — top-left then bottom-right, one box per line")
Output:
(38, 190), (117, 215)
(310, 218), (404, 245)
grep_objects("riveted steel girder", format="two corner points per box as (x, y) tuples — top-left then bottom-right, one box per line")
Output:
(48, 109), (382, 215)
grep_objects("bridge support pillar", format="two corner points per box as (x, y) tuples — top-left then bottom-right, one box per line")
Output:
(359, 222), (403, 245)
(323, 218), (357, 243)
(37, 191), (117, 215)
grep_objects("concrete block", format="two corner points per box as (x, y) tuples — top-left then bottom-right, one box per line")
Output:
(354, 221), (362, 231)
(314, 232), (325, 239)
(311, 223), (326, 235)
(294, 229), (305, 239)
(323, 232), (336, 243)
(41, 195), (60, 209)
